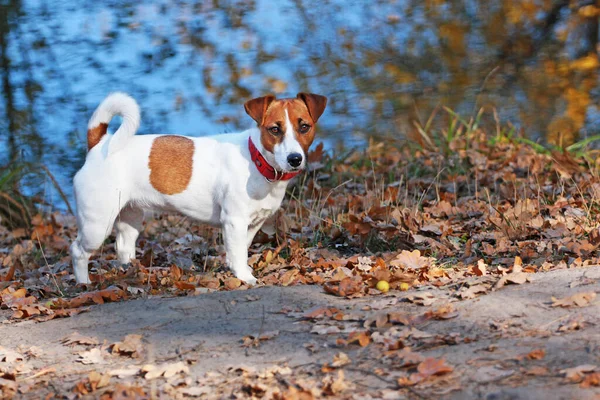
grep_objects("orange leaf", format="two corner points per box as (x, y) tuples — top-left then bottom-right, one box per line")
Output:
(224, 277), (242, 290)
(347, 331), (370, 347)
(303, 307), (341, 320)
(169, 265), (183, 281)
(417, 358), (453, 377)
(174, 281), (195, 291)
(1, 264), (15, 282)
(526, 349), (545, 360)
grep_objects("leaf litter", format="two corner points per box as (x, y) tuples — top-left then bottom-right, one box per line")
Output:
(2, 134), (600, 397)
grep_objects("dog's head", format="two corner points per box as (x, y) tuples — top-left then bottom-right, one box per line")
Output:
(244, 92), (327, 172)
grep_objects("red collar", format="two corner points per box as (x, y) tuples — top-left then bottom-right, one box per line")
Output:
(248, 137), (301, 181)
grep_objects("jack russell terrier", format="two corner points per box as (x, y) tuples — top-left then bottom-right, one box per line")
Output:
(70, 92), (327, 285)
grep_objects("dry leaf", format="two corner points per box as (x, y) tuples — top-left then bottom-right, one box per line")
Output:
(417, 357), (454, 376)
(473, 259), (487, 276)
(142, 361), (189, 380)
(88, 371), (111, 391)
(406, 292), (436, 306)
(525, 349), (545, 360)
(389, 250), (432, 269)
(111, 334), (144, 358)
(0, 347), (23, 364)
(560, 364), (597, 382)
(108, 366), (141, 378)
(322, 370), (348, 395)
(77, 348), (105, 365)
(224, 277), (242, 290)
(495, 271), (530, 289)
(347, 331), (370, 347)
(61, 332), (99, 346)
(551, 292), (596, 308)
(459, 284), (489, 299)
(331, 352), (351, 368)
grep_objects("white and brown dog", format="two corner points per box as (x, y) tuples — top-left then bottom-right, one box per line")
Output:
(70, 92), (327, 285)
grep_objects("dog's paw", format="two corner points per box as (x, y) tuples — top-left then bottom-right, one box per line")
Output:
(75, 275), (92, 285)
(235, 268), (257, 285)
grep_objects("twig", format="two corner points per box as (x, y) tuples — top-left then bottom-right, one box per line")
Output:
(345, 367), (395, 385)
(38, 164), (74, 215)
(35, 236), (64, 297)
(20, 367), (56, 381)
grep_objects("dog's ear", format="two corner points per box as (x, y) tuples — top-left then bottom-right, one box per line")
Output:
(244, 95), (276, 125)
(297, 93), (327, 123)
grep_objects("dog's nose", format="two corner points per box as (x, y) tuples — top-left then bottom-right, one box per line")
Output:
(287, 153), (303, 168)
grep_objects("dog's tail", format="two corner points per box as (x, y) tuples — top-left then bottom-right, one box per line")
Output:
(87, 92), (140, 154)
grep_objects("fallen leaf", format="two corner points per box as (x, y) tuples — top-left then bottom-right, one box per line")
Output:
(551, 292), (596, 308)
(224, 277), (242, 290)
(331, 352), (351, 368)
(324, 276), (363, 297)
(473, 259), (487, 276)
(560, 364), (597, 382)
(389, 250), (433, 270)
(174, 281), (195, 291)
(0, 377), (17, 398)
(459, 284), (489, 299)
(406, 292), (436, 306)
(111, 334), (144, 358)
(88, 371), (111, 391)
(0, 347), (23, 364)
(178, 386), (211, 397)
(526, 349), (545, 360)
(142, 361), (189, 380)
(108, 366), (141, 378)
(322, 370), (348, 395)
(77, 348), (105, 365)
(347, 331), (371, 347)
(495, 271), (530, 289)
(61, 332), (99, 346)
(581, 372), (600, 388)
(303, 307), (342, 320)
(417, 357), (454, 376)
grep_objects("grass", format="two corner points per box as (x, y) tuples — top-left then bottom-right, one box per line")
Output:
(0, 162), (72, 229)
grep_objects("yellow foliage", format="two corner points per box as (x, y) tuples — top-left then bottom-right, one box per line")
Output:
(547, 116), (578, 147)
(578, 5), (600, 18)
(565, 87), (590, 130)
(570, 54), (599, 72)
(506, 0), (538, 25)
(384, 64), (416, 84)
(439, 23), (467, 54)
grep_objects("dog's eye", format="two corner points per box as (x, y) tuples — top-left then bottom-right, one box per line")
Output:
(299, 124), (311, 134)
(268, 126), (281, 135)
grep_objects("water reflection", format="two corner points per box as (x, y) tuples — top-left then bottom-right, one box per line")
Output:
(1, 0), (599, 206)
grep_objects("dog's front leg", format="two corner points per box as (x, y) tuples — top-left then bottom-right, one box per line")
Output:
(222, 215), (257, 284)
(246, 222), (265, 249)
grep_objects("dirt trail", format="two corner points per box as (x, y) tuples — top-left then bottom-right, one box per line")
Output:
(2, 266), (600, 399)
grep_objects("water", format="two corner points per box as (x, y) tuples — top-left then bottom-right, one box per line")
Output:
(1, 0), (599, 208)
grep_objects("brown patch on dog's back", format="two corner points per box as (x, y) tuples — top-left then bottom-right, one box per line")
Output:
(149, 136), (195, 195)
(87, 123), (108, 151)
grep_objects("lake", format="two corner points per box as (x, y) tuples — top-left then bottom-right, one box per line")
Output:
(1, 0), (599, 209)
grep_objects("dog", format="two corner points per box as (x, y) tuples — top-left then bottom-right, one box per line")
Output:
(70, 92), (327, 285)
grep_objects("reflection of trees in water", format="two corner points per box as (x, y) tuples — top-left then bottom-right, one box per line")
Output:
(0, 0), (598, 180)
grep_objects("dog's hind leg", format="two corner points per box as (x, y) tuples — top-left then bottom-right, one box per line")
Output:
(115, 205), (144, 265)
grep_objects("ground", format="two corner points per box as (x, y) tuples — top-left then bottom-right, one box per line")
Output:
(1, 266), (600, 399)
(2, 123), (600, 398)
